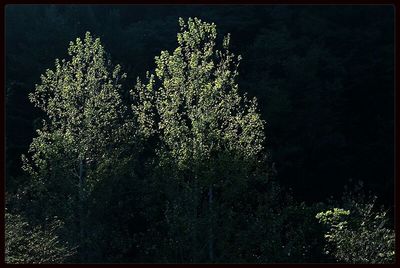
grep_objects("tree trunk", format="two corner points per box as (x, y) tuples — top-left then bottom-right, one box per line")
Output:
(78, 159), (85, 262)
(208, 185), (214, 262)
(192, 176), (199, 262)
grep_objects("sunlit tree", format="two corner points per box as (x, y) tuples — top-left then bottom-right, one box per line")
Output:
(22, 32), (135, 261)
(132, 17), (271, 262)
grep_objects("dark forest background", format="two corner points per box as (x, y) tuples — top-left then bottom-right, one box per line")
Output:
(4, 5), (395, 263)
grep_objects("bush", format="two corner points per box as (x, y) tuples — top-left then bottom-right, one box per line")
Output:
(5, 211), (76, 264)
(316, 192), (395, 263)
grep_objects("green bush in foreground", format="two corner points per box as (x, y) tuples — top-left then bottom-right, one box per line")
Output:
(5, 211), (76, 264)
(316, 195), (395, 264)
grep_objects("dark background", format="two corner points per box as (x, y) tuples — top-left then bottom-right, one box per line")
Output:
(5, 4), (394, 207)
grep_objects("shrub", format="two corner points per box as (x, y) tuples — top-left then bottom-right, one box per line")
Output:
(5, 211), (76, 263)
(316, 193), (395, 263)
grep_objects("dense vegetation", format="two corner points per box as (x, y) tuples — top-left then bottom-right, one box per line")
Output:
(5, 5), (395, 263)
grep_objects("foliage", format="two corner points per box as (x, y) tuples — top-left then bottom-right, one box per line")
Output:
(316, 194), (395, 263)
(21, 30), (133, 204)
(23, 31), (131, 174)
(5, 211), (76, 264)
(133, 17), (265, 166)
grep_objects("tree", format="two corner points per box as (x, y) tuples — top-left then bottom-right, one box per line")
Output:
(131, 17), (271, 262)
(21, 32), (135, 261)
